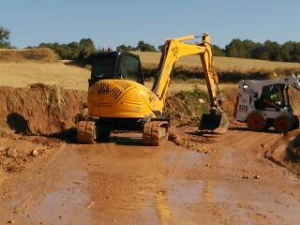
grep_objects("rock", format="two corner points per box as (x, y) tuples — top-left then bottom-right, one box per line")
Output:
(254, 175), (260, 179)
(198, 98), (206, 104)
(31, 149), (39, 156)
(6, 148), (18, 158)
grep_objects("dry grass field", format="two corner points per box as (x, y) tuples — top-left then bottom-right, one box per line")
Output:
(0, 48), (58, 62)
(0, 49), (300, 92)
(136, 51), (300, 74)
(0, 62), (90, 90)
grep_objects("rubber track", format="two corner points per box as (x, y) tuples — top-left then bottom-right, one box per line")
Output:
(77, 121), (95, 144)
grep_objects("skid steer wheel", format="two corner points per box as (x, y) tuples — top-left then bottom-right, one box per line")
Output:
(274, 115), (292, 133)
(246, 111), (266, 132)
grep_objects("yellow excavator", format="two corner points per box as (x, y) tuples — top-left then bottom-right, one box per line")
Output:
(77, 34), (228, 145)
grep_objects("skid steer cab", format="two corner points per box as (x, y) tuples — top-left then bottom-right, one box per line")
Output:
(235, 74), (300, 133)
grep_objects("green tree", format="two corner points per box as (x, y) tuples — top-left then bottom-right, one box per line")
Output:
(38, 38), (96, 60)
(225, 39), (249, 58)
(242, 40), (258, 58)
(77, 38), (96, 60)
(251, 45), (270, 60)
(264, 40), (281, 61)
(136, 41), (157, 52)
(281, 41), (300, 62)
(0, 26), (11, 48)
(212, 45), (225, 56)
(116, 44), (136, 51)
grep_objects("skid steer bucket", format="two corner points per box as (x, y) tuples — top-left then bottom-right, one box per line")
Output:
(199, 111), (229, 134)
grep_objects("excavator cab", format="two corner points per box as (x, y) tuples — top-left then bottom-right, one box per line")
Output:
(88, 51), (144, 87)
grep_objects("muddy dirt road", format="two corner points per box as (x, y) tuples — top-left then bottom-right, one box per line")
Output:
(0, 128), (299, 225)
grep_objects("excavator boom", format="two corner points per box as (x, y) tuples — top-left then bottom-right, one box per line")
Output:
(152, 34), (228, 133)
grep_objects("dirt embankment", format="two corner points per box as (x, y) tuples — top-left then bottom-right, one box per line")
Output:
(0, 85), (86, 177)
(0, 84), (86, 136)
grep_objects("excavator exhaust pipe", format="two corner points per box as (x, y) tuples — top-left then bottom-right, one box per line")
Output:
(199, 110), (229, 134)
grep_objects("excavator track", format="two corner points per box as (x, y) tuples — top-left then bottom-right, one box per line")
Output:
(142, 121), (169, 146)
(77, 121), (96, 144)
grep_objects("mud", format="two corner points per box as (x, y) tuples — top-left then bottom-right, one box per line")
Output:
(0, 85), (299, 224)
(0, 127), (299, 225)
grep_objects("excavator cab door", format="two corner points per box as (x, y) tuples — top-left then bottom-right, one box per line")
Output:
(119, 53), (144, 84)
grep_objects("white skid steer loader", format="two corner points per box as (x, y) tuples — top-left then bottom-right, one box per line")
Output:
(235, 74), (300, 133)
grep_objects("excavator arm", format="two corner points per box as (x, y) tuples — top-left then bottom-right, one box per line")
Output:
(152, 34), (228, 133)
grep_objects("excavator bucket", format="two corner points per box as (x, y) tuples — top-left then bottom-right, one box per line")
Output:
(199, 112), (229, 134)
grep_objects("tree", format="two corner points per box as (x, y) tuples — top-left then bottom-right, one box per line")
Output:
(116, 44), (136, 52)
(38, 38), (96, 60)
(136, 41), (157, 52)
(77, 38), (96, 60)
(280, 41), (300, 63)
(0, 26), (11, 48)
(225, 39), (249, 58)
(242, 40), (258, 58)
(212, 45), (225, 56)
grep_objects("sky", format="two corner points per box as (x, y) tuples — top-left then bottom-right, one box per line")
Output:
(1, 0), (300, 50)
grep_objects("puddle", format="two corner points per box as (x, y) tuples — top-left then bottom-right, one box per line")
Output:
(27, 170), (90, 225)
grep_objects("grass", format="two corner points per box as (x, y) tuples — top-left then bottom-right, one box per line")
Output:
(0, 48), (58, 62)
(0, 62), (90, 90)
(135, 51), (300, 76)
(0, 121), (15, 137)
(165, 85), (210, 123)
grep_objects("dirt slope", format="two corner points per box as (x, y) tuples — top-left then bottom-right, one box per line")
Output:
(0, 84), (86, 135)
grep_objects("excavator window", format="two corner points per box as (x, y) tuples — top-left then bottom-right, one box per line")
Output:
(91, 55), (115, 79)
(119, 54), (144, 84)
